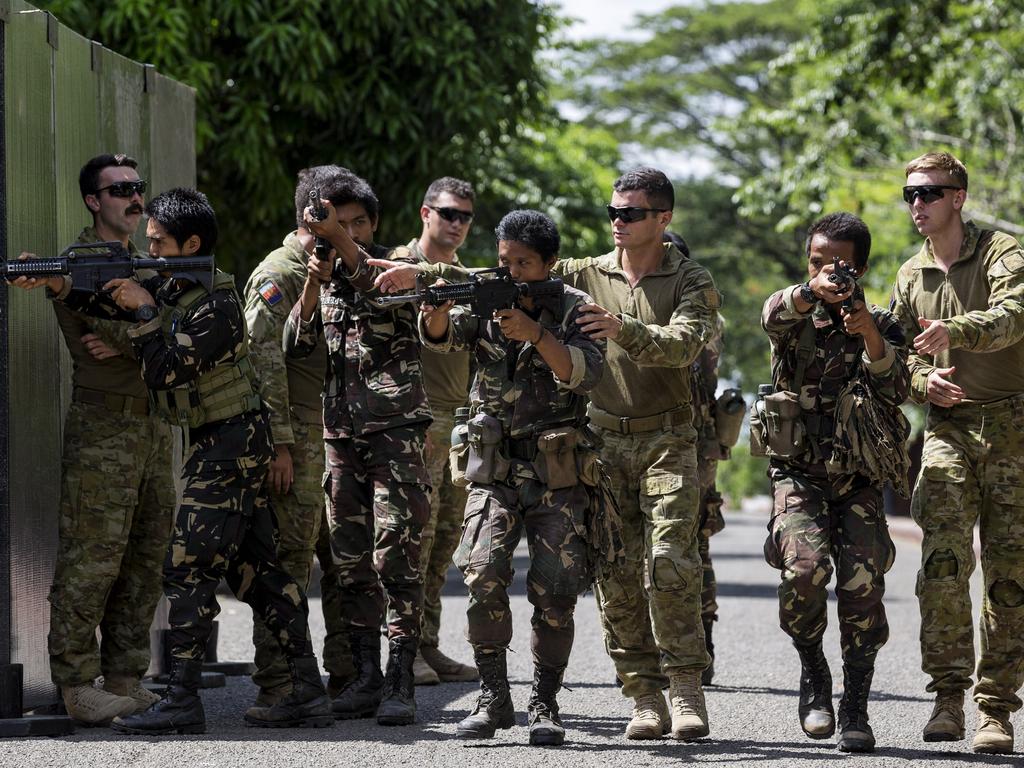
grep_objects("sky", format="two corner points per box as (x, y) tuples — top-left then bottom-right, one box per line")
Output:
(555, 0), (680, 41)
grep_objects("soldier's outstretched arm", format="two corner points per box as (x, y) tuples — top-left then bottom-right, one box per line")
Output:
(369, 258), (470, 293)
(862, 309), (912, 408)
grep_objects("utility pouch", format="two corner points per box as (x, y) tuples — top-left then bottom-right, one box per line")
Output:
(714, 388), (746, 449)
(465, 413), (506, 484)
(763, 390), (804, 459)
(449, 442), (470, 488)
(749, 384), (771, 458)
(535, 427), (580, 490)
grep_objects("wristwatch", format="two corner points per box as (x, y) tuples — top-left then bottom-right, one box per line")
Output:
(135, 304), (159, 322)
(798, 283), (816, 304)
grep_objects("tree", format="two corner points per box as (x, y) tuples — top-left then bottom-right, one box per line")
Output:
(41, 0), (562, 274)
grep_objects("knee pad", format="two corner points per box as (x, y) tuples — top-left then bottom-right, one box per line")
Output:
(990, 578), (1024, 608)
(923, 547), (960, 582)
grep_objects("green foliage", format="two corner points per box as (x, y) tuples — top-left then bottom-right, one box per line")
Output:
(717, 441), (770, 508)
(40, 0), (575, 275)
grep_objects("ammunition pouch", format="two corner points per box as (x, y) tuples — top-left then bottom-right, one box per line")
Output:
(464, 412), (509, 484)
(750, 389), (805, 460)
(534, 427), (580, 490)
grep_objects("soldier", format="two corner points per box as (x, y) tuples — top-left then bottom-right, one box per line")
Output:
(890, 151), (1024, 755)
(15, 188), (331, 734)
(370, 167), (721, 741)
(420, 209), (604, 746)
(758, 212), (909, 753)
(407, 177), (478, 685)
(37, 153), (175, 725)
(241, 166), (352, 709)
(284, 169), (431, 726)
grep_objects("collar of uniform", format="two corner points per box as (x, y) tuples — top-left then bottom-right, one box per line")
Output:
(283, 231), (307, 261)
(913, 220), (981, 271)
(406, 237), (462, 267)
(77, 225), (140, 255)
(596, 242), (683, 277)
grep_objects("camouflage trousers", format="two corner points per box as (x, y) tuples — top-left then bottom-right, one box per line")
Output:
(765, 464), (894, 665)
(421, 411), (468, 648)
(165, 454), (313, 662)
(593, 421), (709, 698)
(913, 398), (1024, 713)
(48, 402), (176, 686)
(251, 419), (349, 691)
(455, 465), (590, 668)
(324, 425), (430, 638)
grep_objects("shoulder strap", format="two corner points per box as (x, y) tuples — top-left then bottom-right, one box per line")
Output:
(792, 320), (817, 393)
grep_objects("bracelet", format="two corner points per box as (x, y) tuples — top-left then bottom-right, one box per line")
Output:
(533, 326), (545, 345)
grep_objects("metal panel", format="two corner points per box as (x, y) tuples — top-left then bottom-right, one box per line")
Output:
(148, 71), (196, 193)
(4, 0), (62, 708)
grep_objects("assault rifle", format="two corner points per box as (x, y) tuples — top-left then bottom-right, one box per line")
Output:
(3, 241), (215, 292)
(307, 188), (331, 261)
(828, 262), (861, 310)
(374, 267), (564, 317)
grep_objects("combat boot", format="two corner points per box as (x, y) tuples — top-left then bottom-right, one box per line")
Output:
(61, 683), (138, 726)
(413, 650), (440, 686)
(668, 670), (710, 740)
(248, 681), (292, 709)
(421, 645), (480, 682)
(625, 691), (670, 739)
(331, 630), (384, 719)
(836, 663), (875, 753)
(702, 617), (716, 686)
(110, 659), (205, 735)
(923, 690), (965, 741)
(102, 675), (162, 714)
(972, 708), (1014, 754)
(244, 656), (333, 728)
(376, 636), (417, 726)
(528, 663), (566, 746)
(456, 649), (515, 739)
(795, 641), (834, 739)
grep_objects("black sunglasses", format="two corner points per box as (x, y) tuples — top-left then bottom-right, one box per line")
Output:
(95, 180), (147, 198)
(606, 205), (667, 223)
(902, 184), (961, 205)
(429, 205), (473, 225)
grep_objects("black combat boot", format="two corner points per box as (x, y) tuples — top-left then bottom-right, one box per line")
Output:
(244, 655), (334, 728)
(376, 636), (418, 726)
(331, 630), (384, 719)
(110, 658), (205, 735)
(795, 641), (835, 739)
(456, 649), (515, 739)
(528, 663), (566, 747)
(837, 663), (875, 753)
(701, 617), (716, 686)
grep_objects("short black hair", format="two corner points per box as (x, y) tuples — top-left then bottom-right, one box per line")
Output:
(805, 212), (871, 270)
(613, 167), (674, 211)
(495, 209), (560, 263)
(662, 231), (690, 258)
(294, 164), (353, 229)
(423, 177), (475, 206)
(315, 168), (379, 224)
(145, 187), (218, 254)
(79, 153), (138, 200)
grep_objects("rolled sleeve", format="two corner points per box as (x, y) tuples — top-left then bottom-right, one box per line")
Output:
(862, 339), (895, 374)
(555, 344), (587, 391)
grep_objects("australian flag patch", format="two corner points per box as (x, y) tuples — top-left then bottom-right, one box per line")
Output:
(259, 280), (283, 307)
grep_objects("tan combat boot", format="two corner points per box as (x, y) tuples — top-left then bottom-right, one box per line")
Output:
(62, 683), (138, 725)
(668, 670), (710, 740)
(923, 690), (965, 741)
(412, 650), (440, 686)
(972, 709), (1014, 755)
(625, 691), (670, 739)
(421, 645), (479, 682)
(102, 675), (161, 713)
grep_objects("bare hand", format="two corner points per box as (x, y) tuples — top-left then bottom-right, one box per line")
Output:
(306, 252), (334, 284)
(809, 263), (855, 305)
(8, 252), (65, 293)
(915, 317), (951, 356)
(81, 333), (122, 361)
(103, 278), (155, 312)
(369, 259), (423, 293)
(576, 302), (623, 340)
(303, 199), (339, 238)
(495, 308), (542, 343)
(420, 279), (454, 319)
(926, 366), (965, 407)
(268, 444), (294, 495)
(841, 300), (879, 339)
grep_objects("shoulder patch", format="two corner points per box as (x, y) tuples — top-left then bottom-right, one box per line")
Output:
(704, 289), (722, 309)
(258, 280), (284, 307)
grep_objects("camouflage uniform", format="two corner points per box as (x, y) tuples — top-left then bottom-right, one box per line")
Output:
(422, 284), (604, 665)
(243, 233), (350, 692)
(421, 244), (720, 695)
(59, 271), (315, 664)
(890, 222), (1024, 713)
(284, 244), (431, 640)
(47, 227), (176, 687)
(407, 239), (471, 651)
(761, 288), (908, 664)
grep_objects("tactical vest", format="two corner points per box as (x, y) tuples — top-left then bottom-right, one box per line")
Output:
(150, 271), (263, 429)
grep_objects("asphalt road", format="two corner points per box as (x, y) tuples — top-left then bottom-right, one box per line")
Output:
(1, 505), (1019, 767)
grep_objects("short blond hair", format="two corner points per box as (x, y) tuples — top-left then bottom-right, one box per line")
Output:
(905, 151), (968, 190)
